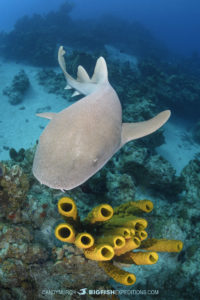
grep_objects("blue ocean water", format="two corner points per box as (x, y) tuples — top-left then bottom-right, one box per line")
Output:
(0, 1), (200, 299)
(0, 0), (200, 56)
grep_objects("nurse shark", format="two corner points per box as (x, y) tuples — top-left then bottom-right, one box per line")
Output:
(32, 46), (170, 190)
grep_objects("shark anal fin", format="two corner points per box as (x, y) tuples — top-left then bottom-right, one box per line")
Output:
(121, 110), (171, 146)
(36, 112), (57, 120)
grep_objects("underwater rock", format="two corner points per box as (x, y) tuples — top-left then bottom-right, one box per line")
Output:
(0, 258), (29, 287)
(144, 154), (180, 192)
(51, 245), (109, 287)
(0, 224), (48, 299)
(138, 59), (164, 78)
(2, 2), (74, 66)
(9, 147), (25, 162)
(136, 59), (200, 120)
(123, 99), (156, 122)
(118, 144), (182, 196)
(0, 163), (3, 178)
(0, 163), (29, 221)
(37, 69), (66, 98)
(0, 224), (48, 263)
(3, 69), (30, 105)
(106, 172), (136, 205)
(14, 145), (36, 183)
(181, 156), (200, 204)
(192, 120), (200, 144)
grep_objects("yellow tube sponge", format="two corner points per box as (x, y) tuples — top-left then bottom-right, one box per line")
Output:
(98, 261), (136, 286)
(114, 200), (153, 216)
(55, 223), (76, 243)
(55, 196), (183, 286)
(58, 197), (77, 221)
(123, 217), (148, 231)
(127, 200), (153, 213)
(135, 230), (148, 241)
(84, 244), (114, 261)
(97, 235), (125, 249)
(105, 216), (148, 230)
(130, 228), (136, 236)
(74, 233), (94, 249)
(115, 237), (141, 256)
(140, 238), (183, 252)
(84, 204), (113, 224)
(115, 251), (158, 265)
(108, 227), (132, 239)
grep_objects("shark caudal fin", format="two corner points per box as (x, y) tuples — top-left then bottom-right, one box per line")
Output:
(121, 110), (171, 146)
(58, 46), (108, 97)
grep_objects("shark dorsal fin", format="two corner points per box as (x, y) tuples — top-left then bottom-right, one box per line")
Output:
(91, 57), (108, 84)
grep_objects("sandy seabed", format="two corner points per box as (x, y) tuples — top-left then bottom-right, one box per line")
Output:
(0, 56), (70, 161)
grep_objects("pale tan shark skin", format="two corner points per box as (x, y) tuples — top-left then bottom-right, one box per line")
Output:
(32, 46), (171, 190)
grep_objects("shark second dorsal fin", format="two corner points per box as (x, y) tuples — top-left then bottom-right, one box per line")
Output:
(36, 112), (57, 120)
(121, 110), (171, 146)
(77, 65), (90, 83)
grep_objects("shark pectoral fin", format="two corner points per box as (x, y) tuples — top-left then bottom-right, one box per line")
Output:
(36, 112), (57, 120)
(121, 110), (171, 146)
(64, 84), (72, 90)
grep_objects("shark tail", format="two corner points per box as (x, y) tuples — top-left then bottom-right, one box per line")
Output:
(58, 46), (108, 96)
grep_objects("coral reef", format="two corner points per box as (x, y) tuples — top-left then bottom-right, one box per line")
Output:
(2, 2), (74, 66)
(106, 172), (136, 204)
(106, 56), (200, 121)
(135, 59), (200, 119)
(55, 197), (183, 286)
(80, 143), (183, 207)
(180, 155), (200, 205)
(0, 222), (114, 300)
(0, 146), (199, 299)
(9, 148), (25, 162)
(3, 69), (30, 105)
(37, 69), (66, 98)
(192, 120), (200, 144)
(0, 162), (29, 221)
(110, 143), (183, 197)
(1, 2), (168, 67)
